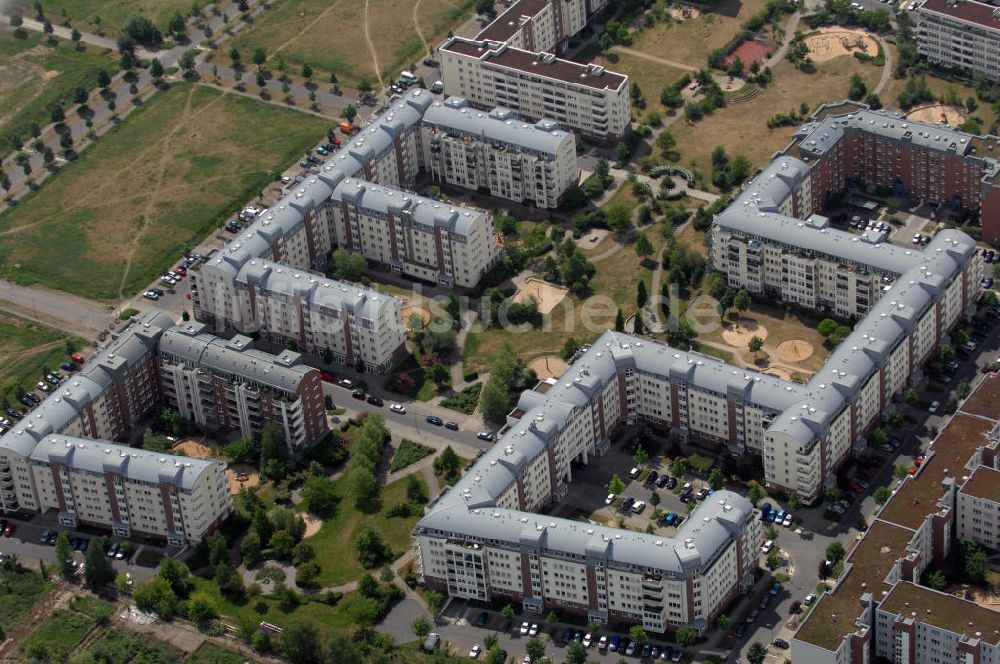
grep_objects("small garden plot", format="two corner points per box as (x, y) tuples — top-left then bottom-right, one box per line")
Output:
(440, 382), (482, 415)
(390, 439), (435, 472)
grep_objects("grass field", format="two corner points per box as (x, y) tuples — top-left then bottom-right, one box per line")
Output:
(599, 51), (689, 117)
(301, 472), (427, 586)
(671, 58), (882, 186)
(0, 82), (327, 301)
(630, 0), (770, 69)
(0, 313), (83, 407)
(31, 0), (193, 37)
(227, 0), (475, 87)
(0, 567), (51, 632)
(21, 596), (112, 661)
(0, 27), (119, 155)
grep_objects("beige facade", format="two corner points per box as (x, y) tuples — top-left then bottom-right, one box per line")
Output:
(915, 0), (1000, 82)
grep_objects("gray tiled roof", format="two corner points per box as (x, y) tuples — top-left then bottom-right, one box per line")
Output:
(30, 434), (221, 491)
(422, 97), (571, 156)
(331, 178), (487, 237)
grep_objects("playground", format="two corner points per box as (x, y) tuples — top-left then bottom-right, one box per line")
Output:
(804, 28), (878, 63)
(512, 276), (570, 315)
(172, 438), (260, 494)
(528, 355), (567, 381)
(906, 103), (966, 126)
(724, 39), (771, 67)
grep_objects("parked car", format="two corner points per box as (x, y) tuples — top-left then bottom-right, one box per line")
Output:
(605, 493), (616, 505)
(769, 582), (783, 595)
(352, 390), (367, 400)
(390, 403), (406, 414)
(928, 400), (940, 413)
(773, 639), (790, 650)
(629, 466), (641, 479)
(782, 512), (794, 527)
(644, 470), (659, 486)
(59, 362), (76, 372)
(36, 381), (50, 392)
(655, 475), (670, 489)
(597, 635), (607, 650)
(609, 635), (621, 652)
(518, 622), (529, 636)
(426, 415), (443, 426)
(469, 645), (481, 659)
(761, 539), (774, 554)
(476, 431), (494, 442)
(445, 421), (459, 430)
(631, 500), (646, 514)
(366, 395), (384, 407)
(804, 593), (817, 605)
(143, 290), (160, 301)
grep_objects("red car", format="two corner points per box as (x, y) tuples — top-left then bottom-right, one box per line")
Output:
(851, 484), (865, 494)
(320, 372), (335, 381)
(174, 266), (187, 276)
(71, 353), (85, 364)
(4, 524), (15, 537)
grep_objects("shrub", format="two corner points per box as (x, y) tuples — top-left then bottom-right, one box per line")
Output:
(441, 383), (483, 414)
(390, 440), (435, 472)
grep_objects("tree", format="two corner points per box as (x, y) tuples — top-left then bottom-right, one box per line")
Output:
(789, 493), (804, 510)
(888, 410), (904, 429)
(708, 467), (725, 490)
(868, 427), (887, 448)
(296, 561), (321, 588)
(283, 621), (322, 664)
(957, 380), (971, 399)
(675, 625), (697, 648)
(848, 73), (867, 101)
(428, 362), (451, 389)
(894, 464), (909, 481)
(133, 577), (178, 618)
(525, 638), (545, 661)
(501, 603), (516, 623)
(981, 290), (999, 308)
(606, 204), (632, 233)
(716, 613), (731, 632)
(55, 532), (73, 576)
(123, 13), (162, 45)
(656, 130), (676, 156)
(650, 491), (660, 506)
(960, 539), (987, 583)
(331, 248), (367, 281)
(566, 641), (588, 664)
(353, 526), (390, 568)
(148, 58), (164, 80)
(629, 625), (648, 643)
(269, 530), (295, 560)
(84, 538), (115, 590)
(747, 642), (768, 664)
(609, 474), (625, 495)
(207, 531), (230, 568)
(545, 610), (558, 624)
(926, 570), (948, 591)
(635, 234), (653, 259)
(748, 335), (764, 357)
(748, 480), (765, 505)
(633, 445), (649, 466)
(874, 486), (891, 505)
(412, 615), (432, 639)
(158, 557), (190, 596)
(426, 589), (445, 613)
(671, 457), (689, 479)
(178, 49), (197, 73)
(301, 62), (313, 80)
(168, 11), (186, 36)
(817, 318), (838, 337)
(904, 387), (919, 407)
(253, 47), (267, 69)
(615, 309), (625, 332)
(301, 475), (339, 518)
(826, 541), (846, 564)
(733, 289), (751, 317)
(342, 104), (357, 122)
(187, 591), (218, 623)
(51, 105), (65, 124)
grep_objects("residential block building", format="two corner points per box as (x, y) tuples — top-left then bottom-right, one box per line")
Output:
(956, 464), (1000, 550)
(475, 0), (611, 54)
(914, 0), (1000, 83)
(192, 89), (503, 372)
(0, 310), (233, 544)
(439, 37), (630, 143)
(158, 322), (328, 453)
(420, 96), (579, 208)
(793, 374), (1000, 664)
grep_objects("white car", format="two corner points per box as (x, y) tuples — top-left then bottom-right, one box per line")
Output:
(761, 539), (774, 554)
(804, 593), (817, 605)
(631, 500), (646, 514)
(523, 657), (531, 664)
(528, 623), (539, 637)
(912, 233), (922, 244)
(629, 466), (641, 478)
(390, 403), (406, 414)
(519, 621), (529, 636)
(928, 400), (940, 413)
(605, 493), (616, 506)
(469, 645), (481, 659)
(583, 633), (592, 648)
(782, 513), (794, 527)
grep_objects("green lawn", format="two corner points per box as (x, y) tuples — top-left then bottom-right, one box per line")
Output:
(0, 82), (327, 300)
(0, 26), (119, 155)
(0, 567), (51, 631)
(301, 473), (427, 586)
(185, 642), (252, 664)
(390, 439), (434, 472)
(21, 597), (111, 662)
(0, 313), (84, 404)
(71, 628), (180, 664)
(31, 0), (194, 38)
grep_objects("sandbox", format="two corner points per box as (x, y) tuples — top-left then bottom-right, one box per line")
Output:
(402, 305), (431, 326)
(775, 339), (814, 363)
(804, 28), (878, 63)
(529, 355), (567, 381)
(765, 367), (793, 382)
(227, 463), (260, 494)
(302, 513), (323, 539)
(172, 439), (215, 459)
(906, 103), (966, 126)
(722, 320), (769, 347)
(667, 5), (700, 19)
(513, 277), (569, 315)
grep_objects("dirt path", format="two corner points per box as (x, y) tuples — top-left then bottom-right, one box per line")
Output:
(873, 34), (893, 96)
(270, 0), (348, 60)
(609, 46), (697, 72)
(364, 0), (385, 89)
(412, 0), (431, 57)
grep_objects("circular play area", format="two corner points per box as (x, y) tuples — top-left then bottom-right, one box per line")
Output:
(172, 438), (260, 494)
(906, 103), (966, 126)
(775, 339), (814, 363)
(402, 304), (431, 325)
(722, 320), (768, 347)
(528, 355), (567, 381)
(302, 513), (323, 539)
(804, 28), (878, 63)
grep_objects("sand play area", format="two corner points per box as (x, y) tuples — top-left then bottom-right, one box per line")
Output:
(172, 439), (260, 494)
(402, 304), (431, 326)
(529, 355), (567, 381)
(907, 103), (966, 126)
(513, 277), (570, 315)
(804, 28), (878, 63)
(302, 513), (323, 539)
(775, 339), (814, 363)
(722, 320), (768, 347)
(667, 5), (700, 19)
(765, 368), (793, 381)
(172, 439), (215, 458)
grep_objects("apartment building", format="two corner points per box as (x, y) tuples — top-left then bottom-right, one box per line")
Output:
(914, 0), (1000, 83)
(793, 374), (1000, 664)
(328, 179), (499, 287)
(419, 97), (579, 208)
(475, 0), (610, 54)
(30, 434), (230, 545)
(956, 464), (1000, 550)
(438, 37), (630, 143)
(158, 323), (328, 452)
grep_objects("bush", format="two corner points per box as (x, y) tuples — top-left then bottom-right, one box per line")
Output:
(441, 383), (483, 414)
(390, 440), (435, 472)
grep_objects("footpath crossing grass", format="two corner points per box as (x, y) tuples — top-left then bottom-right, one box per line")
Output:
(0, 27), (119, 155)
(0, 82), (327, 301)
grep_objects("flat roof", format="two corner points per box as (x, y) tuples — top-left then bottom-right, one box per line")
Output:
(879, 413), (995, 530)
(477, 0), (549, 43)
(960, 374), (1000, 419)
(919, 0), (1000, 31)
(795, 520), (916, 651)
(441, 38), (627, 91)
(960, 465), (1000, 502)
(880, 581), (1000, 643)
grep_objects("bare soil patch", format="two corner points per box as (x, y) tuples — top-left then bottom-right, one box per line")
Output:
(765, 367), (793, 381)
(227, 463), (260, 494)
(906, 103), (966, 125)
(805, 28), (878, 63)
(172, 439), (215, 459)
(775, 339), (814, 363)
(513, 277), (570, 315)
(302, 513), (323, 539)
(528, 355), (567, 381)
(725, 39), (771, 66)
(722, 319), (768, 347)
(402, 305), (431, 325)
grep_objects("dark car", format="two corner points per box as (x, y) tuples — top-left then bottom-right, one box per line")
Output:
(561, 628), (575, 645)
(773, 639), (790, 650)
(655, 474), (670, 488)
(352, 390), (366, 400)
(735, 624), (747, 638)
(475, 611), (488, 627)
(366, 395), (384, 407)
(423, 57), (439, 67)
(665, 476), (677, 489)
(59, 362), (76, 372)
(644, 470), (659, 486)
(5, 409), (22, 420)
(445, 421), (459, 430)
(22, 392), (40, 404)
(620, 497), (635, 512)
(426, 415), (443, 426)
